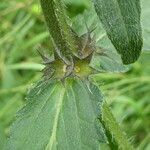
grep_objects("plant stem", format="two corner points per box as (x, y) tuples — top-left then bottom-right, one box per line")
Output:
(99, 101), (134, 150)
(40, 0), (76, 65)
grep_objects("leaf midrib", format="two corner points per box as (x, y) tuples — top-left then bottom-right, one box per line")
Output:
(45, 84), (65, 150)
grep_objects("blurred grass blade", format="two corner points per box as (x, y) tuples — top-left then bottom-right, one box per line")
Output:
(23, 32), (49, 50)
(100, 101), (133, 150)
(137, 134), (150, 150)
(0, 15), (31, 46)
(7, 63), (44, 70)
(4, 78), (105, 150)
(94, 0), (143, 64)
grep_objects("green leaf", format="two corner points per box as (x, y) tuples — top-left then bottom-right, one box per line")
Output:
(4, 78), (106, 150)
(89, 49), (129, 73)
(70, 6), (129, 72)
(64, 0), (90, 17)
(40, 0), (76, 65)
(94, 0), (143, 64)
(141, 0), (150, 51)
(0, 124), (6, 149)
(100, 101), (134, 150)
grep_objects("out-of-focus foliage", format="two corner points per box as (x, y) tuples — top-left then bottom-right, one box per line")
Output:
(91, 52), (150, 148)
(0, 124), (6, 149)
(0, 0), (149, 149)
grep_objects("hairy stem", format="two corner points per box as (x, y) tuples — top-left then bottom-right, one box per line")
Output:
(99, 101), (134, 150)
(40, 0), (76, 65)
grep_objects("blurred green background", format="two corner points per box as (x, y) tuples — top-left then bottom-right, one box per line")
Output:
(0, 0), (149, 149)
